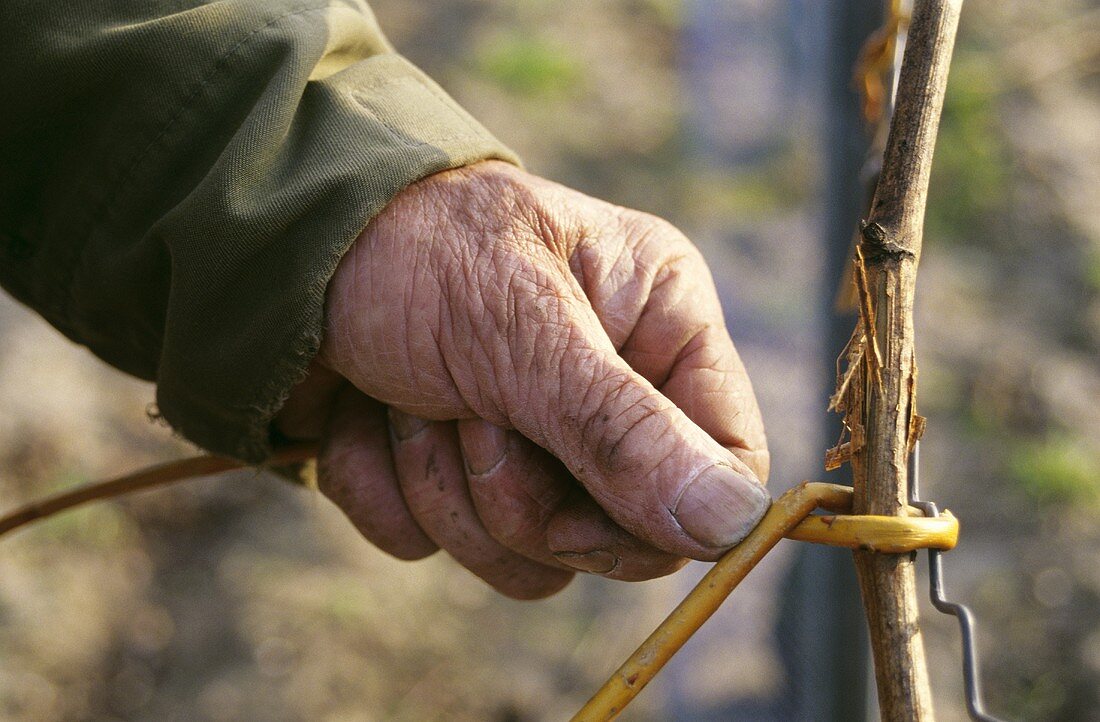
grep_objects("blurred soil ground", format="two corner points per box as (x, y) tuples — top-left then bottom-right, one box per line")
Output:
(2, 1), (1099, 720)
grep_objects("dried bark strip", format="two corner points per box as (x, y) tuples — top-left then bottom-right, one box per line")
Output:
(833, 1), (963, 719)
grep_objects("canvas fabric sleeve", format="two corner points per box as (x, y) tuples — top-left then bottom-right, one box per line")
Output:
(0, 0), (518, 461)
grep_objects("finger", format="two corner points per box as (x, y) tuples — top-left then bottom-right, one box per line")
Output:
(317, 388), (438, 561)
(547, 490), (688, 582)
(617, 248), (769, 482)
(496, 285), (771, 561)
(389, 409), (574, 600)
(458, 419), (682, 578)
(457, 418), (570, 567)
(653, 325), (769, 481)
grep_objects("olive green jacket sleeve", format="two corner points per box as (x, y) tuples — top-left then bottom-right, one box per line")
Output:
(0, 0), (518, 461)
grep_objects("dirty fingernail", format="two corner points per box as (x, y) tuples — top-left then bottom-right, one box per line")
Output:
(389, 409), (429, 440)
(459, 421), (508, 475)
(553, 550), (620, 574)
(672, 464), (771, 549)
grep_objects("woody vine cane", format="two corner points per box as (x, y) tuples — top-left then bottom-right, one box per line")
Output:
(836, 0), (960, 716)
(0, 0), (987, 719)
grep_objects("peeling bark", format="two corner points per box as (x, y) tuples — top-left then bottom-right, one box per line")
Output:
(827, 1), (963, 719)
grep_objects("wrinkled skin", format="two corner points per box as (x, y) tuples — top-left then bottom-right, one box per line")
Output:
(276, 161), (770, 599)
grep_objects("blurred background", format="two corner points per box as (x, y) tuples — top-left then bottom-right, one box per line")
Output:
(2, 0), (1098, 720)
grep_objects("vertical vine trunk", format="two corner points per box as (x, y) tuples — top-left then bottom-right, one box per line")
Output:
(832, 1), (963, 719)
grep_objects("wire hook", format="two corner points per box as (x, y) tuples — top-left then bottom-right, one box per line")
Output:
(909, 442), (1005, 722)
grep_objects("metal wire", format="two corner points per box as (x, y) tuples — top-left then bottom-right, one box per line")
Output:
(909, 442), (1005, 721)
(572, 481), (960, 721)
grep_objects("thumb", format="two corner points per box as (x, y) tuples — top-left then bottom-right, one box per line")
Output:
(502, 313), (770, 560)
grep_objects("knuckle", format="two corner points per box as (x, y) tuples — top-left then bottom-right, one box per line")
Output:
(618, 209), (688, 249)
(614, 210), (712, 293)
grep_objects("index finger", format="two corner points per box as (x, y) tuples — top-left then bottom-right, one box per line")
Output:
(575, 218), (769, 481)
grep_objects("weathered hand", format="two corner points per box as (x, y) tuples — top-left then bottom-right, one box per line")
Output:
(280, 160), (769, 599)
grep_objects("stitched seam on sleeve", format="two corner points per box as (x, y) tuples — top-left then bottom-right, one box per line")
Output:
(62, 3), (331, 326)
(413, 75), (489, 140)
(347, 75), (490, 149)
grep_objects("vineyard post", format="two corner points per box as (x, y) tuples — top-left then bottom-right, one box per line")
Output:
(836, 0), (963, 718)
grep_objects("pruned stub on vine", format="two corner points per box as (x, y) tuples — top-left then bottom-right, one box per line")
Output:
(825, 244), (925, 473)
